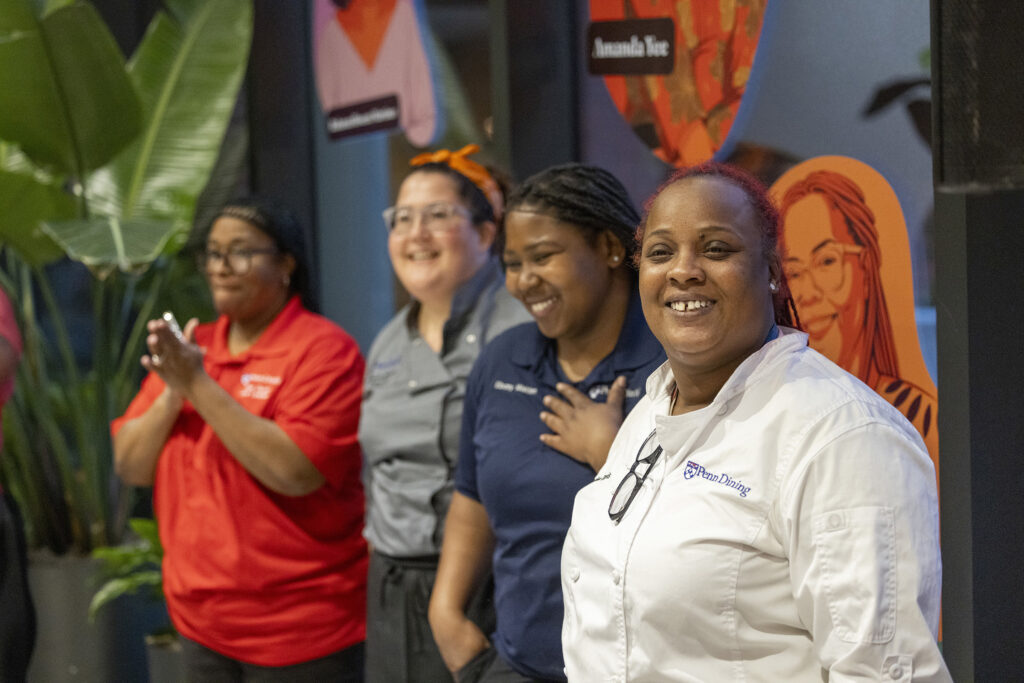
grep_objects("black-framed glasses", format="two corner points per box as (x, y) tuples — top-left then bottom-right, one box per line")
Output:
(608, 429), (663, 523)
(382, 201), (471, 235)
(197, 247), (278, 274)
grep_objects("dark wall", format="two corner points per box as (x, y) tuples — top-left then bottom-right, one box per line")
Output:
(932, 0), (1024, 678)
(91, 0), (160, 56)
(490, 0), (578, 180)
(249, 1), (319, 306)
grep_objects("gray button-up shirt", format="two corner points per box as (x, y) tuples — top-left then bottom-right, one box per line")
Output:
(359, 258), (530, 556)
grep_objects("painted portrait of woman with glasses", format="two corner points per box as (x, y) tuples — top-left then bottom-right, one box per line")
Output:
(774, 157), (939, 470)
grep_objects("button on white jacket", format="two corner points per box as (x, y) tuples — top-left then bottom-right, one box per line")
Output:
(561, 330), (950, 682)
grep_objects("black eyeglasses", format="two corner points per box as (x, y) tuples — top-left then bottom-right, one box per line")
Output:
(197, 247), (278, 274)
(608, 429), (663, 523)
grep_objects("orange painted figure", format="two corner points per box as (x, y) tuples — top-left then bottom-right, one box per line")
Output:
(771, 157), (939, 473)
(590, 0), (766, 166)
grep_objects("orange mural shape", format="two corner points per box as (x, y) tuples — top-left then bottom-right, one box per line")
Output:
(590, 0), (766, 166)
(770, 156), (939, 475)
(335, 0), (398, 70)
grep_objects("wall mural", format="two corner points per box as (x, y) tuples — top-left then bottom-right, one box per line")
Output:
(312, 0), (442, 146)
(588, 0), (767, 166)
(770, 156), (939, 475)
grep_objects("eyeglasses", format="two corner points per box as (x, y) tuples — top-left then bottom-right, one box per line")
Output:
(783, 242), (863, 293)
(197, 247), (278, 275)
(608, 429), (663, 523)
(382, 201), (471, 235)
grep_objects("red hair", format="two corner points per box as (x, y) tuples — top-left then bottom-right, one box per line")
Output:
(635, 161), (799, 329)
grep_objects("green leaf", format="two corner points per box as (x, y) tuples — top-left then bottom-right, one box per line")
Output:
(0, 170), (73, 263)
(40, 216), (180, 277)
(0, 0), (251, 557)
(1, 141), (59, 183)
(30, 0), (75, 15)
(91, 546), (160, 577)
(88, 570), (162, 621)
(87, 0), (252, 227)
(128, 517), (163, 553)
(164, 0), (205, 24)
(0, 0), (142, 176)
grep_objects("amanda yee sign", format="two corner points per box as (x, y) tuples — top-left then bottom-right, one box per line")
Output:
(587, 18), (674, 75)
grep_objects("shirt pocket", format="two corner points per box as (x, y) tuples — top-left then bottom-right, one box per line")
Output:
(812, 506), (897, 644)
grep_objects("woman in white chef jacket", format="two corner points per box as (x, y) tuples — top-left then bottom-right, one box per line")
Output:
(560, 162), (951, 682)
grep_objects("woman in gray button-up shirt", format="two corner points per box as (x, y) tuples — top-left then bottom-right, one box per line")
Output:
(359, 146), (530, 683)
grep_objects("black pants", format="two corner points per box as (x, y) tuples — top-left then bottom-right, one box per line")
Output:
(456, 648), (563, 683)
(365, 551), (495, 683)
(180, 636), (364, 683)
(0, 492), (35, 683)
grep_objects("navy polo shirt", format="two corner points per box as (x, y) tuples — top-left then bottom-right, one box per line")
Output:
(455, 291), (665, 680)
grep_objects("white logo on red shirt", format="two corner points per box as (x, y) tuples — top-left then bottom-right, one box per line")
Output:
(239, 373), (282, 400)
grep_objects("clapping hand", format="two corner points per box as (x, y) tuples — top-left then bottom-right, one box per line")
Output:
(142, 316), (202, 395)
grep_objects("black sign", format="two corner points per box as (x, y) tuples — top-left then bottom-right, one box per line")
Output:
(587, 18), (675, 75)
(325, 94), (400, 140)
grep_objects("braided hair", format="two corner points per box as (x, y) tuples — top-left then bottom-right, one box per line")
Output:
(636, 161), (800, 329)
(504, 163), (641, 271)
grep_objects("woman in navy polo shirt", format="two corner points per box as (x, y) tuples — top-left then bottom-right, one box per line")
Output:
(429, 164), (665, 682)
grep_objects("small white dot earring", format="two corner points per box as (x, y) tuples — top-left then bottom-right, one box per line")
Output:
(769, 281), (779, 293)
(611, 255), (621, 264)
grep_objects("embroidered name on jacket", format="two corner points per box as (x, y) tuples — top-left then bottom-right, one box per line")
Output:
(239, 373), (282, 400)
(493, 380), (538, 396)
(683, 461), (751, 498)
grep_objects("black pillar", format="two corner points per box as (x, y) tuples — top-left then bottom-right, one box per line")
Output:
(932, 0), (1024, 678)
(91, 0), (160, 56)
(490, 0), (579, 180)
(249, 0), (320, 305)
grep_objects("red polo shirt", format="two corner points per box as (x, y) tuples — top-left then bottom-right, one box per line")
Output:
(113, 297), (367, 665)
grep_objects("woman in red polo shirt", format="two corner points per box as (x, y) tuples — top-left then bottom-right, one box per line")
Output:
(113, 197), (367, 681)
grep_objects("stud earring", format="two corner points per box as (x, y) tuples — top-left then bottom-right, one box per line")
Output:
(282, 274), (291, 288)
(769, 281), (778, 293)
(611, 255), (620, 264)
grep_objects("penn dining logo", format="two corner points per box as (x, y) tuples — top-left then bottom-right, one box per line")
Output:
(684, 461), (751, 498)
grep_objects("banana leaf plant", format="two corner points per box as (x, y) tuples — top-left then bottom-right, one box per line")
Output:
(0, 0), (252, 554)
(89, 517), (165, 622)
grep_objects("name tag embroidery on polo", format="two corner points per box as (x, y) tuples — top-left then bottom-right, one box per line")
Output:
(239, 373), (282, 400)
(492, 380), (538, 395)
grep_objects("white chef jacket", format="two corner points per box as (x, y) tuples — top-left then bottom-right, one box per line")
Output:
(561, 329), (950, 682)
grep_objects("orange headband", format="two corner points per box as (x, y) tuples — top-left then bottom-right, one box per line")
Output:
(409, 144), (504, 219)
